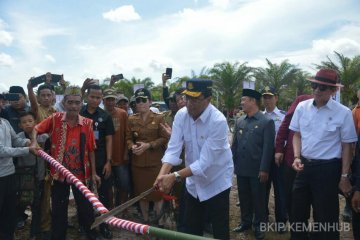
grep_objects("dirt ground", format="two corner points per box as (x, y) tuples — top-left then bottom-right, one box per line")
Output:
(15, 175), (354, 240)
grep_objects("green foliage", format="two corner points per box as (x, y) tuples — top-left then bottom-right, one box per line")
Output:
(209, 61), (252, 116)
(93, 52), (360, 111)
(315, 51), (360, 106)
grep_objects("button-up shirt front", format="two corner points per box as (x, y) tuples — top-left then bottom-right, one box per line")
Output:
(232, 112), (275, 176)
(0, 118), (30, 177)
(263, 107), (285, 136)
(290, 98), (357, 159)
(162, 104), (233, 202)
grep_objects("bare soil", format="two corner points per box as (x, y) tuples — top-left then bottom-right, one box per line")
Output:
(15, 176), (354, 239)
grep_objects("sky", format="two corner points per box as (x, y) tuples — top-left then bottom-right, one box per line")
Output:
(0, 0), (360, 93)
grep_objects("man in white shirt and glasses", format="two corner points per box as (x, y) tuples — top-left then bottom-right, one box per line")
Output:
(155, 79), (233, 240)
(290, 69), (357, 240)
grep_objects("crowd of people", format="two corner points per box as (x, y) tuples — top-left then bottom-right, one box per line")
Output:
(0, 68), (360, 240)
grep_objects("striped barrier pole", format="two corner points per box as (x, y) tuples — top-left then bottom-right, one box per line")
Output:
(38, 150), (213, 240)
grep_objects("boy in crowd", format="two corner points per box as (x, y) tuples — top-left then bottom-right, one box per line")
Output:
(0, 112), (39, 239)
(17, 112), (47, 239)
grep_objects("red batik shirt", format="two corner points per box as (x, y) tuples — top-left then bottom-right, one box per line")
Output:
(35, 112), (96, 184)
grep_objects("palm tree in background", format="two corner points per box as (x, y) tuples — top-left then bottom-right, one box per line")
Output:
(109, 77), (155, 99)
(254, 59), (301, 96)
(314, 51), (360, 106)
(209, 61), (252, 117)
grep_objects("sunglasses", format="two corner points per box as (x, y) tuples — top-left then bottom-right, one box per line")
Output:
(135, 98), (148, 104)
(310, 82), (330, 91)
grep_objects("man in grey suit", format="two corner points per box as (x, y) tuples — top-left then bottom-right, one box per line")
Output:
(232, 89), (275, 240)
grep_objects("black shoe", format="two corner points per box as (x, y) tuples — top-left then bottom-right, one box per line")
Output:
(16, 219), (26, 230)
(233, 223), (251, 232)
(254, 227), (265, 239)
(86, 229), (101, 240)
(100, 224), (113, 239)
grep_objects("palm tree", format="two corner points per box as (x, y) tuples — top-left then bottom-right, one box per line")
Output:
(314, 51), (360, 106)
(110, 77), (155, 98)
(209, 61), (252, 117)
(280, 70), (312, 109)
(191, 66), (210, 79)
(253, 59), (301, 97)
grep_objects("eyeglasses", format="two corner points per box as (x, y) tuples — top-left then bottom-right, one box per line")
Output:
(135, 98), (148, 104)
(310, 82), (330, 91)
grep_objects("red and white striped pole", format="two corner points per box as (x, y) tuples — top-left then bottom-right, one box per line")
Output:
(38, 150), (149, 235)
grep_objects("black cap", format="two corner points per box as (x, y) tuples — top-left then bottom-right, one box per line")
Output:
(134, 88), (151, 99)
(9, 86), (26, 96)
(242, 89), (261, 100)
(261, 86), (277, 96)
(175, 87), (186, 95)
(182, 79), (212, 97)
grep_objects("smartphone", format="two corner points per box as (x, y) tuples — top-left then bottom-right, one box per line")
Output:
(30, 75), (46, 87)
(4, 93), (20, 101)
(165, 68), (172, 79)
(50, 74), (62, 86)
(113, 74), (124, 82)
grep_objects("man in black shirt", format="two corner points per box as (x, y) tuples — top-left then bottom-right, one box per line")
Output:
(80, 84), (115, 239)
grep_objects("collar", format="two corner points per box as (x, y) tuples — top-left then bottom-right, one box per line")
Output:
(84, 105), (100, 115)
(312, 98), (334, 109)
(197, 104), (212, 123)
(263, 106), (280, 115)
(246, 111), (262, 120)
(61, 113), (84, 126)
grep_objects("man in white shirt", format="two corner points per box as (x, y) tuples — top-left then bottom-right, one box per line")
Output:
(290, 69), (357, 240)
(262, 86), (287, 232)
(155, 79), (233, 239)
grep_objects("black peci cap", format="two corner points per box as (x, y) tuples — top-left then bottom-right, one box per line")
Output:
(242, 89), (262, 100)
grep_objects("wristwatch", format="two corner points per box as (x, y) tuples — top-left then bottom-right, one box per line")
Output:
(341, 173), (351, 178)
(173, 171), (182, 182)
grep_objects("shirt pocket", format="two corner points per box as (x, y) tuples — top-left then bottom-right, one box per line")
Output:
(320, 123), (338, 140)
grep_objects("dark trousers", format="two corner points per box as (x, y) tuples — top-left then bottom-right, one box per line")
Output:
(291, 160), (341, 240)
(96, 167), (112, 209)
(96, 167), (112, 230)
(283, 164), (297, 222)
(353, 209), (360, 240)
(0, 174), (17, 240)
(266, 160), (288, 223)
(184, 188), (230, 240)
(30, 179), (44, 237)
(237, 176), (267, 227)
(51, 180), (94, 240)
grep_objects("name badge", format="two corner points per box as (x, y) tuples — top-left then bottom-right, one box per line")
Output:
(94, 130), (99, 140)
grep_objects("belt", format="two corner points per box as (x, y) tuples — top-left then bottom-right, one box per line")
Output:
(300, 156), (340, 165)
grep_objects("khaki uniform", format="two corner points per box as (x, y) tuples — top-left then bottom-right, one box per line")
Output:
(162, 110), (174, 127)
(126, 112), (168, 201)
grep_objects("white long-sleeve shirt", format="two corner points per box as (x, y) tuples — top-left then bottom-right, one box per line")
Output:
(0, 118), (30, 177)
(162, 104), (233, 202)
